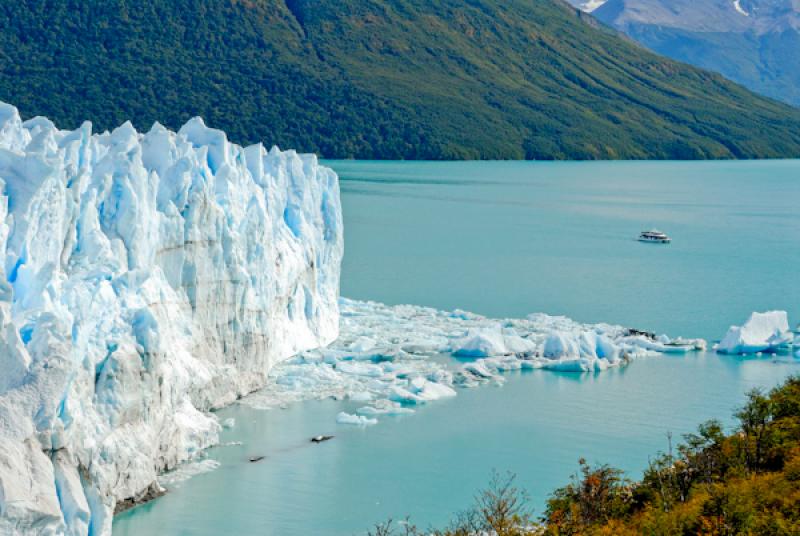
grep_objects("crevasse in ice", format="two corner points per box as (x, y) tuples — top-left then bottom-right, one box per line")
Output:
(0, 103), (342, 536)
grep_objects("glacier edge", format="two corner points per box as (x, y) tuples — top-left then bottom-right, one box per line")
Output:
(0, 102), (343, 536)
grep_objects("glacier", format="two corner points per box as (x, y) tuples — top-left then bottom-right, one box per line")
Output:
(0, 102), (342, 535)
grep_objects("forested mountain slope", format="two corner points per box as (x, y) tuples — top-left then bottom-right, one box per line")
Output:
(1, 0), (799, 159)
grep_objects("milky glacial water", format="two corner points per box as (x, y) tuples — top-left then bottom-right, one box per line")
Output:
(114, 160), (800, 535)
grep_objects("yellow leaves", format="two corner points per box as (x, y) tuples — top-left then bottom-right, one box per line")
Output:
(784, 449), (800, 482)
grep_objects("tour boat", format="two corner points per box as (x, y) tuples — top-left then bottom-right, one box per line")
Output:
(638, 229), (671, 243)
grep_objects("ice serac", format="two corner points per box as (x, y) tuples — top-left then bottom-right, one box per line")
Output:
(716, 311), (792, 354)
(0, 102), (343, 535)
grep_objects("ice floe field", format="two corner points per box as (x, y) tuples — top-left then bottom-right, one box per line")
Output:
(114, 159), (800, 535)
(247, 297), (708, 427)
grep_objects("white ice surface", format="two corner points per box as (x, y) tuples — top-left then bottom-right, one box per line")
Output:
(244, 298), (706, 425)
(158, 459), (221, 489)
(716, 311), (793, 355)
(0, 102), (342, 535)
(579, 0), (608, 12)
(336, 412), (378, 426)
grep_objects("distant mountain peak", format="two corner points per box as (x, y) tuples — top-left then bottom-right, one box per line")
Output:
(588, 0), (800, 105)
(577, 0), (608, 11)
(592, 0), (799, 34)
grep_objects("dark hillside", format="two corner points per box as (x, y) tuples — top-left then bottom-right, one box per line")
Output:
(1, 0), (799, 159)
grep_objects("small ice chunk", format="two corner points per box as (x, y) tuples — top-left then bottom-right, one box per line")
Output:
(336, 412), (377, 426)
(335, 361), (383, 377)
(543, 332), (581, 358)
(388, 385), (425, 404)
(401, 336), (448, 354)
(159, 459), (221, 488)
(463, 360), (496, 378)
(357, 400), (415, 416)
(484, 356), (523, 371)
(542, 358), (593, 372)
(348, 336), (376, 353)
(409, 376), (427, 392)
(349, 391), (374, 402)
(453, 326), (508, 357)
(503, 334), (535, 354)
(417, 381), (457, 400)
(543, 331), (619, 363)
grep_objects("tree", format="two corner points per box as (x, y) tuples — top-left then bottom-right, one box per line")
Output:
(735, 389), (774, 472)
(369, 472), (538, 536)
(544, 458), (632, 534)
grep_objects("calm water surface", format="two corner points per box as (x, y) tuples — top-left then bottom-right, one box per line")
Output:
(115, 160), (800, 535)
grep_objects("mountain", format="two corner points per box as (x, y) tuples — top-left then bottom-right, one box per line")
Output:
(577, 0), (609, 10)
(1, 0), (800, 160)
(583, 0), (800, 107)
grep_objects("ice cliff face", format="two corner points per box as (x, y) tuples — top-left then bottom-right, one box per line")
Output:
(0, 103), (343, 535)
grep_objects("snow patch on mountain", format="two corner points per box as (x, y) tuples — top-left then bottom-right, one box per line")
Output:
(0, 102), (342, 535)
(580, 0), (609, 12)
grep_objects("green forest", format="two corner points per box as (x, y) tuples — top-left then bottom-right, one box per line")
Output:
(1, 0), (800, 159)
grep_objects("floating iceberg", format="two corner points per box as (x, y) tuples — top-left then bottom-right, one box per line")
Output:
(244, 299), (706, 424)
(0, 102), (342, 535)
(357, 400), (415, 416)
(453, 326), (511, 357)
(336, 412), (378, 426)
(716, 311), (793, 355)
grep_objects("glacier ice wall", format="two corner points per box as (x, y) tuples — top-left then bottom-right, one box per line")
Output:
(0, 102), (342, 535)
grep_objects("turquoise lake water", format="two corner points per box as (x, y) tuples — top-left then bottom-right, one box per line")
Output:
(114, 160), (800, 535)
